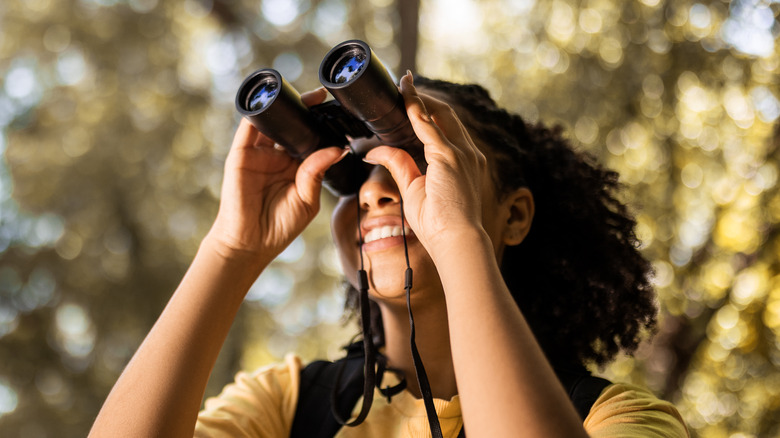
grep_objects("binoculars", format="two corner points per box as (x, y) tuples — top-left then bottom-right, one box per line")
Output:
(235, 40), (422, 195)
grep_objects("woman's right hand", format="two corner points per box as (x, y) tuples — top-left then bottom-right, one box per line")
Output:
(205, 88), (348, 269)
(90, 91), (348, 438)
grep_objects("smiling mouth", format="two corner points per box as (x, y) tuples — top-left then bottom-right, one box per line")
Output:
(362, 225), (412, 244)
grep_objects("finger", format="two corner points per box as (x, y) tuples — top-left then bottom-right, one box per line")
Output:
(417, 92), (473, 146)
(364, 145), (423, 196)
(399, 73), (446, 146)
(295, 146), (350, 206)
(401, 75), (482, 165)
(228, 117), (276, 151)
(231, 118), (261, 150)
(406, 77), (472, 144)
(400, 74), (467, 144)
(301, 87), (328, 107)
(399, 75), (472, 161)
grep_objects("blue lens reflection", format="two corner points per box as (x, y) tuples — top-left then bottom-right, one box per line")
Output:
(333, 52), (367, 84)
(248, 81), (278, 112)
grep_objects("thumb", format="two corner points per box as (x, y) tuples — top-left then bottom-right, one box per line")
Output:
(364, 145), (422, 198)
(296, 147), (350, 205)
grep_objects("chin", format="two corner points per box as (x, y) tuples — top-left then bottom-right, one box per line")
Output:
(364, 251), (442, 305)
(367, 278), (409, 301)
(363, 257), (411, 301)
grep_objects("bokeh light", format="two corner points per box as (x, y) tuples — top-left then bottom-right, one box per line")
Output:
(1, 0), (779, 436)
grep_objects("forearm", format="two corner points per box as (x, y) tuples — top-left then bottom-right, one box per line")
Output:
(89, 236), (266, 438)
(433, 230), (589, 438)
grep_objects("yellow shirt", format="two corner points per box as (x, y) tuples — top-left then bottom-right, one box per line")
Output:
(195, 354), (689, 437)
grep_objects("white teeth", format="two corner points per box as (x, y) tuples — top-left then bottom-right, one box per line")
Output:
(380, 227), (393, 239)
(363, 225), (407, 243)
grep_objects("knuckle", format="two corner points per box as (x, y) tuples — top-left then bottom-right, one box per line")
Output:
(439, 146), (460, 164)
(446, 105), (458, 119)
(475, 149), (487, 167)
(300, 163), (323, 183)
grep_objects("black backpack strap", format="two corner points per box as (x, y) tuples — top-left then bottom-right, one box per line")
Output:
(554, 366), (612, 421)
(291, 352), (611, 438)
(289, 343), (406, 438)
(289, 348), (365, 437)
(569, 375), (612, 420)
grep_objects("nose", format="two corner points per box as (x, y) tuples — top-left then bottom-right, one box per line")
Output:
(358, 165), (400, 211)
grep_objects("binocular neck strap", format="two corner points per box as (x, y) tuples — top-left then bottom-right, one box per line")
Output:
(332, 196), (443, 438)
(400, 199), (444, 438)
(330, 198), (377, 427)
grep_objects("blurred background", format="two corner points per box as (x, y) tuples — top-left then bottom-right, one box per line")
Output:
(0, 0), (778, 436)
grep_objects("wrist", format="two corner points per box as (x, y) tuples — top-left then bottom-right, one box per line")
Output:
(200, 231), (272, 278)
(427, 225), (495, 267)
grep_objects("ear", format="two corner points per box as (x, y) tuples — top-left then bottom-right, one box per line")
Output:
(501, 187), (534, 246)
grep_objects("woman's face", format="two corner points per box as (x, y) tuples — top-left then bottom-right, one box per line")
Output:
(330, 99), (516, 305)
(331, 164), (442, 304)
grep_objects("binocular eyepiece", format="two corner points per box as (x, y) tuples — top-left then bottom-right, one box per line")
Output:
(235, 40), (422, 195)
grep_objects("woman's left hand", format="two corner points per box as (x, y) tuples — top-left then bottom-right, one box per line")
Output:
(364, 72), (489, 257)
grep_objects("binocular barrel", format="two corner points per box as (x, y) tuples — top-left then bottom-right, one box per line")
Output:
(235, 69), (324, 158)
(319, 40), (419, 149)
(235, 40), (421, 194)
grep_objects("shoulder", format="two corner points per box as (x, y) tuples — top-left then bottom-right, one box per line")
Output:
(195, 354), (303, 438)
(583, 383), (690, 438)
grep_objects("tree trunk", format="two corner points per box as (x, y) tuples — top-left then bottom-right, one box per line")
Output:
(397, 0), (420, 73)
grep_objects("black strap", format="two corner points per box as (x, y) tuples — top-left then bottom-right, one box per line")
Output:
(291, 357), (610, 437)
(404, 267), (442, 436)
(288, 343), (361, 437)
(554, 366), (613, 421)
(329, 270), (377, 427)
(399, 199), (443, 438)
(326, 199), (379, 429)
(289, 342), (405, 437)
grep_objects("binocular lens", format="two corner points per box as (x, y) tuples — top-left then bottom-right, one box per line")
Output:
(246, 77), (279, 112)
(331, 49), (367, 84)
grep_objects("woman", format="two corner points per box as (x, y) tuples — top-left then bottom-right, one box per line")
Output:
(90, 73), (688, 437)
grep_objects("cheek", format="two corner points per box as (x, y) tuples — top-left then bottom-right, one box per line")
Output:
(331, 197), (359, 281)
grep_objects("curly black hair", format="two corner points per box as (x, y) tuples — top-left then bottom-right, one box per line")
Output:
(345, 76), (657, 368)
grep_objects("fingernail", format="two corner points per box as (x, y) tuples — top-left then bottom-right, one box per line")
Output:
(362, 156), (378, 165)
(336, 147), (350, 162)
(401, 70), (414, 89)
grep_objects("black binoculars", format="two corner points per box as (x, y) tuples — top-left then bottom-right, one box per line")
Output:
(235, 40), (422, 195)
